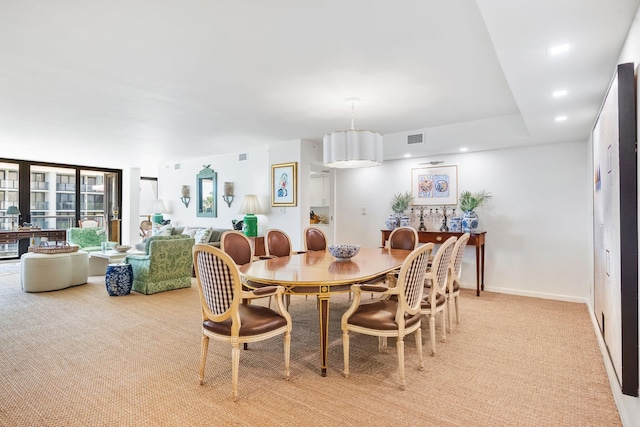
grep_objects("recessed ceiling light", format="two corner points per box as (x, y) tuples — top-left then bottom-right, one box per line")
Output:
(403, 153), (412, 158)
(552, 89), (568, 97)
(459, 147), (468, 152)
(547, 43), (571, 55)
(555, 115), (567, 122)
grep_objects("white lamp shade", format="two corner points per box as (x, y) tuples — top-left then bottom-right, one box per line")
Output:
(237, 195), (263, 214)
(323, 130), (383, 168)
(152, 199), (167, 214)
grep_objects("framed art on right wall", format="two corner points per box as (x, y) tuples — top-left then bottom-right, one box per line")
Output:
(592, 62), (638, 397)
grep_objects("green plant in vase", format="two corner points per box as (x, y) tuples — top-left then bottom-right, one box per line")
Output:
(459, 190), (491, 232)
(388, 191), (413, 228)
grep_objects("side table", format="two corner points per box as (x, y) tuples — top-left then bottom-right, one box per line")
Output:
(105, 263), (133, 296)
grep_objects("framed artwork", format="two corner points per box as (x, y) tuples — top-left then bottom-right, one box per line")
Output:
(271, 162), (297, 207)
(411, 165), (458, 205)
(592, 62), (638, 396)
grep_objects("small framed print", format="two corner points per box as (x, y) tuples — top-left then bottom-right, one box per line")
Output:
(411, 165), (458, 206)
(271, 162), (297, 207)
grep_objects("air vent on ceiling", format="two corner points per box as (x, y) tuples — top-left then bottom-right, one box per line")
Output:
(407, 133), (424, 145)
(239, 153), (247, 161)
(174, 163), (180, 169)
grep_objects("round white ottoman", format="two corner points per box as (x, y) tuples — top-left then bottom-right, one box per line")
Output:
(21, 250), (89, 292)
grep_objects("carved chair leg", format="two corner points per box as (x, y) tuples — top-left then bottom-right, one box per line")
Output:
(199, 335), (209, 385)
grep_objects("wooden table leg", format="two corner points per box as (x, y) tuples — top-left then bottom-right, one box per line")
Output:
(480, 242), (485, 292)
(475, 245), (481, 296)
(318, 291), (330, 377)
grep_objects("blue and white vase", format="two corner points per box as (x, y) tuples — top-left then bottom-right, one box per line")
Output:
(400, 215), (410, 227)
(461, 210), (479, 233)
(449, 217), (462, 232)
(385, 215), (398, 230)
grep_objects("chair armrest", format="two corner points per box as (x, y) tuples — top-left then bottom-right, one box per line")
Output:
(126, 254), (150, 263)
(359, 284), (389, 293)
(351, 283), (399, 296)
(252, 285), (279, 296)
(241, 285), (282, 300)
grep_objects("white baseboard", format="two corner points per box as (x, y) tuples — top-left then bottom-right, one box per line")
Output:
(462, 285), (588, 304)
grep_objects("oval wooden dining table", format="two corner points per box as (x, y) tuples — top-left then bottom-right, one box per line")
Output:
(239, 247), (411, 376)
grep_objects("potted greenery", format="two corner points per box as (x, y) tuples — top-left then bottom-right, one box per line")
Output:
(459, 190), (491, 232)
(386, 191), (413, 229)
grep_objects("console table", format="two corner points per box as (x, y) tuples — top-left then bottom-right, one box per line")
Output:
(0, 229), (67, 244)
(381, 229), (486, 296)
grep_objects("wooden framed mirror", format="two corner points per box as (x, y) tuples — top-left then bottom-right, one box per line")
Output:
(197, 166), (217, 217)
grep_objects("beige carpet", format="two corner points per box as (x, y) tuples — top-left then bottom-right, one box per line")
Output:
(0, 273), (620, 426)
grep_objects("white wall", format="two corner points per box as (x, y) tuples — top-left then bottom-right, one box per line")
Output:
(122, 167), (140, 246)
(156, 146), (271, 234)
(335, 140), (592, 301)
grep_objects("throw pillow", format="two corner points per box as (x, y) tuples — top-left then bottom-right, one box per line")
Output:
(152, 224), (173, 237)
(194, 227), (213, 243)
(182, 226), (201, 238)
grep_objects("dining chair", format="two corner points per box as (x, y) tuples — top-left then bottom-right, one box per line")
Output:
(446, 233), (470, 330)
(139, 220), (153, 239)
(341, 242), (433, 390)
(303, 226), (327, 251)
(78, 219), (99, 228)
(221, 230), (272, 309)
(221, 230), (254, 265)
(388, 226), (419, 250)
(265, 228), (295, 257)
(193, 244), (292, 401)
(421, 236), (456, 355)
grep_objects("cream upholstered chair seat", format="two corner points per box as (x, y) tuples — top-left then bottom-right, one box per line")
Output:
(193, 244), (292, 401)
(341, 242), (433, 390)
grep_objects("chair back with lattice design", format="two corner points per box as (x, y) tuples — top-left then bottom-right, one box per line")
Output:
(449, 233), (470, 287)
(221, 231), (253, 266)
(265, 229), (292, 257)
(426, 237), (456, 300)
(389, 226), (419, 250)
(304, 227), (327, 251)
(193, 244), (241, 321)
(396, 242), (434, 315)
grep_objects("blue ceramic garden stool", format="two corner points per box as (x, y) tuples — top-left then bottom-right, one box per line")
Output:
(105, 263), (133, 296)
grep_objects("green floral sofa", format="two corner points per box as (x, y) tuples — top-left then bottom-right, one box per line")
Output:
(66, 227), (115, 252)
(125, 235), (195, 295)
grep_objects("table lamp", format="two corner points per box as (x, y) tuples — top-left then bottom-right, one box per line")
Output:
(237, 195), (263, 237)
(151, 199), (167, 224)
(6, 206), (20, 231)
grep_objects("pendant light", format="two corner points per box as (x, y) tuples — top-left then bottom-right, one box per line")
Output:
(323, 98), (383, 168)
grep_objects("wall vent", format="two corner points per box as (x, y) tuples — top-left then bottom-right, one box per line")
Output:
(174, 163), (180, 169)
(239, 153), (247, 161)
(407, 133), (424, 145)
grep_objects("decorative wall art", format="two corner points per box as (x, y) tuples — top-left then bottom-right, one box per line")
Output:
(271, 162), (297, 207)
(411, 165), (458, 206)
(592, 62), (638, 396)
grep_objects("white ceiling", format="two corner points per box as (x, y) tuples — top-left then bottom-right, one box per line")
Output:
(1, 0), (638, 175)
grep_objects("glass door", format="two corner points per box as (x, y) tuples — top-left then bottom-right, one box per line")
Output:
(0, 161), (20, 259)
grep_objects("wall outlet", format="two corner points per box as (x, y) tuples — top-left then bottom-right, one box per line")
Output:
(361, 206), (367, 215)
